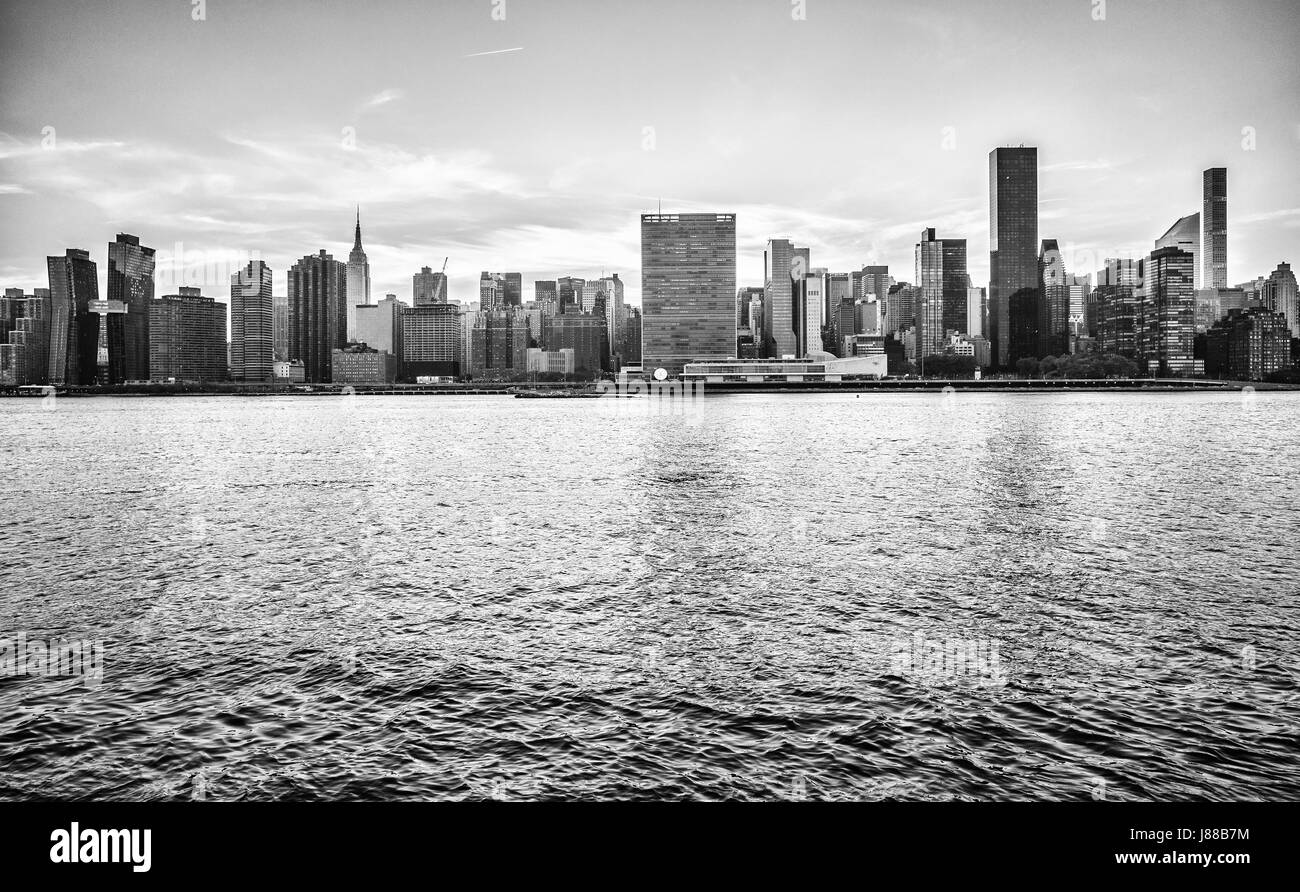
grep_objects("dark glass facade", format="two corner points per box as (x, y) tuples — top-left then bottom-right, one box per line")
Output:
(46, 249), (100, 385)
(989, 147), (1038, 367)
(107, 234), (156, 382)
(1038, 240), (1071, 358)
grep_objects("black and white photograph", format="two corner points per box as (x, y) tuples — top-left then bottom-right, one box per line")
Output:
(0, 0), (1296, 879)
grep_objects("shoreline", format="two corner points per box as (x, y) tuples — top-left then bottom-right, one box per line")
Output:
(4, 379), (1297, 398)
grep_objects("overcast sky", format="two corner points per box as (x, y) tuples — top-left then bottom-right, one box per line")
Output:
(1, 0), (1297, 306)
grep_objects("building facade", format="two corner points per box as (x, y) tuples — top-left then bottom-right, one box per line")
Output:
(287, 250), (347, 383)
(989, 146), (1039, 368)
(1205, 307), (1290, 381)
(46, 248), (100, 385)
(150, 287), (228, 381)
(231, 260), (274, 382)
(1140, 247), (1199, 376)
(107, 233), (156, 382)
(641, 213), (737, 377)
(1202, 167), (1228, 290)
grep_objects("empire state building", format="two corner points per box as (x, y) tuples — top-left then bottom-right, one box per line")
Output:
(346, 209), (371, 343)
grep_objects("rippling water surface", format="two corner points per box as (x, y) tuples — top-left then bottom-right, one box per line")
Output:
(2, 391), (1298, 801)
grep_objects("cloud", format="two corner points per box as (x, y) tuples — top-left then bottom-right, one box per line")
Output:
(361, 88), (404, 110)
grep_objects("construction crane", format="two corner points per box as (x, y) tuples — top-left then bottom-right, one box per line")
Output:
(439, 256), (448, 301)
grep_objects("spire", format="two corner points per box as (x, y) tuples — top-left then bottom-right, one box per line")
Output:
(353, 206), (362, 250)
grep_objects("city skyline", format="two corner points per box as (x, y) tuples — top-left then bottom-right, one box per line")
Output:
(1, 0), (1298, 306)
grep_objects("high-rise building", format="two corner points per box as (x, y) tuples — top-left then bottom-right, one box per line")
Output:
(469, 307), (528, 378)
(273, 294), (289, 361)
(763, 238), (797, 358)
(230, 260), (274, 382)
(1038, 240), (1071, 358)
(1202, 167), (1228, 290)
(967, 285), (986, 338)
(287, 250), (347, 383)
(413, 266), (448, 306)
(346, 210), (372, 342)
(86, 298), (128, 385)
(0, 288), (51, 386)
(1260, 262), (1299, 339)
(46, 248), (100, 385)
(503, 272), (522, 307)
(796, 273), (824, 357)
(150, 287), (228, 381)
(107, 233), (156, 382)
(544, 312), (606, 376)
(400, 303), (462, 378)
(1140, 247), (1198, 376)
(1095, 259), (1142, 357)
(624, 307), (642, 365)
(356, 293), (408, 355)
(989, 147), (1038, 368)
(641, 213), (737, 377)
(534, 280), (558, 317)
(1205, 307), (1291, 381)
(738, 291), (764, 351)
(1155, 213), (1200, 291)
(914, 229), (968, 359)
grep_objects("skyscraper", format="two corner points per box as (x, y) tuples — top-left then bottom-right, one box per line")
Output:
(503, 273), (522, 307)
(1261, 262), (1299, 338)
(641, 213), (737, 377)
(914, 229), (968, 359)
(1141, 247), (1198, 376)
(1155, 213), (1200, 291)
(346, 210), (371, 343)
(107, 233), (156, 381)
(0, 288), (51, 386)
(989, 147), (1038, 367)
(149, 287), (228, 381)
(287, 250), (347, 383)
(413, 266), (448, 305)
(46, 248), (99, 385)
(230, 260), (274, 382)
(1095, 258), (1141, 357)
(1202, 167), (1228, 290)
(1038, 240), (1071, 358)
(400, 303), (462, 378)
(763, 238), (797, 358)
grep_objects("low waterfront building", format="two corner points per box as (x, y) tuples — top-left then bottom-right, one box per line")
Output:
(273, 359), (305, 383)
(331, 345), (398, 384)
(681, 355), (887, 383)
(525, 347), (575, 375)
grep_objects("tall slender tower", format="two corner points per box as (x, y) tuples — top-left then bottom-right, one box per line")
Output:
(230, 260), (274, 381)
(46, 249), (100, 385)
(107, 233), (156, 381)
(346, 209), (371, 343)
(989, 147), (1038, 368)
(1202, 167), (1228, 290)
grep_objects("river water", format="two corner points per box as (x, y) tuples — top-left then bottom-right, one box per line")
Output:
(1, 391), (1297, 800)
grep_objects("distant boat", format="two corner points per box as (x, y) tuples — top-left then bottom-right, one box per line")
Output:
(513, 389), (602, 399)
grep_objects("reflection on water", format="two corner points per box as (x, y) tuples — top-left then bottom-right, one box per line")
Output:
(1, 391), (1297, 801)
